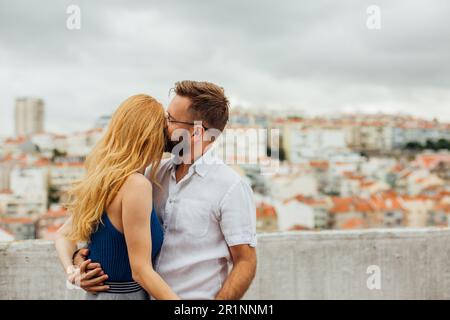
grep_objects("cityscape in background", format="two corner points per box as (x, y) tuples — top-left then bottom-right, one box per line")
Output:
(1, 97), (450, 242)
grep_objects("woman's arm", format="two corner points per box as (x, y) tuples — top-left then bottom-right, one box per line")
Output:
(55, 216), (109, 291)
(122, 174), (179, 300)
(55, 216), (78, 272)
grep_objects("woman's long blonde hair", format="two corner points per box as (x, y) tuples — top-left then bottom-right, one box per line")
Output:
(66, 94), (166, 242)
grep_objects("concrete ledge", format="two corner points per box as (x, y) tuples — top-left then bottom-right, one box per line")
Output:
(1, 228), (450, 299)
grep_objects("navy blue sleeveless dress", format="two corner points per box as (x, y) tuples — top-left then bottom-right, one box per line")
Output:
(87, 207), (164, 296)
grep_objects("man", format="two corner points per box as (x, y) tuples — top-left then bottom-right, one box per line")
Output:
(70, 80), (257, 300)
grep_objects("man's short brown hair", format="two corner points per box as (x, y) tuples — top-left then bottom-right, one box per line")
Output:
(173, 80), (229, 131)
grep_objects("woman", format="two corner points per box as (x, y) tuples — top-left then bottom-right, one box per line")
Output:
(55, 94), (179, 300)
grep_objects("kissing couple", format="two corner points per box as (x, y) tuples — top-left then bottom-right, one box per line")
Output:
(55, 80), (257, 300)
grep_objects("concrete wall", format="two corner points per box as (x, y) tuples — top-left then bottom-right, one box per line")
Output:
(1, 228), (450, 299)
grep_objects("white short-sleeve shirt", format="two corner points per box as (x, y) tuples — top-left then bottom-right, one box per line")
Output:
(148, 147), (257, 300)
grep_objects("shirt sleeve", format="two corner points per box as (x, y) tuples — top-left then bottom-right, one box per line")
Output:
(218, 178), (257, 247)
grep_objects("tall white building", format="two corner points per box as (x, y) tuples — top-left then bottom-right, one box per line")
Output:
(15, 97), (45, 137)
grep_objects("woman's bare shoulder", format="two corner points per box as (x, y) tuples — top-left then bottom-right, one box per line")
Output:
(122, 173), (153, 194)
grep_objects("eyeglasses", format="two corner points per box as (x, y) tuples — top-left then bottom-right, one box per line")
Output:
(165, 111), (208, 130)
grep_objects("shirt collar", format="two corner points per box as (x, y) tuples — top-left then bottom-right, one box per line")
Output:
(192, 146), (218, 177)
(169, 144), (218, 178)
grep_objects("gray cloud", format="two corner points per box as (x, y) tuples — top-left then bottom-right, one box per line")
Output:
(1, 0), (450, 136)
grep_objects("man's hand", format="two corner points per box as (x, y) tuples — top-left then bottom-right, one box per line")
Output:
(73, 248), (89, 266)
(70, 248), (110, 293)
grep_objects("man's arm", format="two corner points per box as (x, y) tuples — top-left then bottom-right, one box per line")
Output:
(216, 178), (258, 300)
(215, 244), (257, 300)
(55, 217), (109, 292)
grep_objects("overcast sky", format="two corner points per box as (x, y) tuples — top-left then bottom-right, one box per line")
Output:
(1, 0), (449, 136)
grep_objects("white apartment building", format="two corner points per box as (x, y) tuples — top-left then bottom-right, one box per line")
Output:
(0, 192), (45, 218)
(360, 157), (397, 181)
(2, 137), (26, 156)
(344, 124), (389, 151)
(50, 163), (85, 203)
(215, 126), (270, 166)
(273, 199), (315, 231)
(269, 173), (318, 201)
(30, 133), (67, 158)
(401, 197), (435, 228)
(0, 216), (35, 240)
(283, 124), (347, 163)
(66, 129), (104, 157)
(8, 167), (48, 217)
